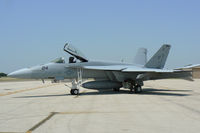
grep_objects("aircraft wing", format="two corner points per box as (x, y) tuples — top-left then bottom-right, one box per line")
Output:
(82, 65), (192, 81)
(122, 68), (175, 73)
(83, 65), (127, 71)
(67, 64), (192, 81)
(176, 64), (200, 70)
(83, 65), (178, 73)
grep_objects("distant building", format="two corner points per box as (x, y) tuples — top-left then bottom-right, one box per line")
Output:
(192, 66), (200, 79)
(177, 65), (200, 79)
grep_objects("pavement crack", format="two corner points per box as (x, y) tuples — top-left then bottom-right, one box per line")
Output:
(26, 112), (57, 133)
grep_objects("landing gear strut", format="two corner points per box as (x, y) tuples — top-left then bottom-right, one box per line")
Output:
(134, 85), (142, 93)
(70, 68), (83, 95)
(123, 81), (143, 94)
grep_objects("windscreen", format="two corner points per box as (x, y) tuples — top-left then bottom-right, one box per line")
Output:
(51, 57), (65, 63)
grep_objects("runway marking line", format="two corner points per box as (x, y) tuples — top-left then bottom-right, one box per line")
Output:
(0, 84), (59, 97)
(0, 132), (24, 133)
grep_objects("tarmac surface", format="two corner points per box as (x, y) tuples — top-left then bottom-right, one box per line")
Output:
(0, 79), (200, 133)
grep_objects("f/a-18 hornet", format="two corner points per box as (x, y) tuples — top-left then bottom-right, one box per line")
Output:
(8, 43), (193, 95)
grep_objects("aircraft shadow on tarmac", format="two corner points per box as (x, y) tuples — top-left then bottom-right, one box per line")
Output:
(80, 88), (192, 96)
(14, 94), (71, 98)
(14, 88), (192, 98)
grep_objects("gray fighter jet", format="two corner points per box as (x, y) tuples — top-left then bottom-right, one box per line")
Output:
(8, 43), (192, 95)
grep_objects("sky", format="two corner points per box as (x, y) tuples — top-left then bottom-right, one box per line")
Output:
(0, 0), (200, 73)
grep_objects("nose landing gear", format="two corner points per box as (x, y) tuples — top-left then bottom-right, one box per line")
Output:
(70, 89), (79, 95)
(69, 68), (83, 95)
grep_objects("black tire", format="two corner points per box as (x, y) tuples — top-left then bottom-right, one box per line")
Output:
(70, 89), (79, 95)
(130, 87), (134, 93)
(113, 88), (120, 91)
(73, 89), (79, 95)
(70, 89), (74, 95)
(134, 85), (142, 93)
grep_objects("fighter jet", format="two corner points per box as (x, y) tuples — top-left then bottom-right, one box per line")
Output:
(8, 43), (192, 95)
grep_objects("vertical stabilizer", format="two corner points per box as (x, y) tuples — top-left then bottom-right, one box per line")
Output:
(145, 44), (171, 69)
(133, 48), (147, 66)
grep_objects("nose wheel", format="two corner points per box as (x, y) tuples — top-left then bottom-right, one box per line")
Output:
(69, 68), (83, 95)
(70, 89), (79, 95)
(69, 80), (80, 95)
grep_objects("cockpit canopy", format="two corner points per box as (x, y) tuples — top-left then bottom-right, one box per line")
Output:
(51, 57), (65, 63)
(64, 43), (88, 62)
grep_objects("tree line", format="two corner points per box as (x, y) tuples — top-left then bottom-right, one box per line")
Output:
(0, 73), (7, 77)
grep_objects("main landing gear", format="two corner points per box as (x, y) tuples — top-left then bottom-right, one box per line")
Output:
(113, 88), (120, 92)
(133, 85), (142, 93)
(123, 81), (143, 94)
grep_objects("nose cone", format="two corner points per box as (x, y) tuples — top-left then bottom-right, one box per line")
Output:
(8, 68), (32, 79)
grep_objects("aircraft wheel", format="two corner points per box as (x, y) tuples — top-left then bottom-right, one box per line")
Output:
(134, 85), (142, 93)
(70, 89), (74, 95)
(130, 87), (134, 93)
(113, 88), (120, 91)
(70, 89), (79, 95)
